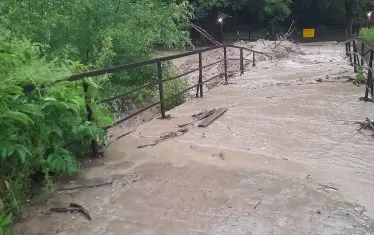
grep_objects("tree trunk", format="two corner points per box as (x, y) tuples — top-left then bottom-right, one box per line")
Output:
(347, 16), (353, 38)
(345, 0), (353, 38)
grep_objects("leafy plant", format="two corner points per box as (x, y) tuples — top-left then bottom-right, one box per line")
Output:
(264, 0), (292, 23)
(360, 27), (374, 43)
(0, 211), (11, 235)
(0, 197), (11, 235)
(0, 31), (114, 220)
(355, 65), (366, 86)
(0, 0), (193, 230)
(163, 67), (189, 111)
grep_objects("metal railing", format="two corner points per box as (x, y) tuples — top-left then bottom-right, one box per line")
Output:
(345, 39), (374, 101)
(54, 45), (268, 155)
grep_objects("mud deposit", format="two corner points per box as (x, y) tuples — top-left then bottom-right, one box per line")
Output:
(14, 42), (374, 234)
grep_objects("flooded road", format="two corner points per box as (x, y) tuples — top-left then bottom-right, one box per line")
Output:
(15, 42), (374, 234)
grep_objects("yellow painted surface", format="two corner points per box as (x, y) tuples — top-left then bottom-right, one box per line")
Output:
(303, 28), (315, 38)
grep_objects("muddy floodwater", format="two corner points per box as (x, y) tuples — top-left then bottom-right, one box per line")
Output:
(15, 42), (374, 234)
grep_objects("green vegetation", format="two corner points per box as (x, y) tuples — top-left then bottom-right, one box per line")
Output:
(191, 0), (373, 38)
(264, 0), (292, 23)
(0, 31), (112, 230)
(360, 27), (374, 43)
(0, 0), (193, 231)
(164, 75), (189, 111)
(1, 0), (374, 231)
(355, 65), (366, 86)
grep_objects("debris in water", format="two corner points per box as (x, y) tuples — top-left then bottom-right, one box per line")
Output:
(253, 199), (262, 210)
(319, 183), (339, 192)
(57, 179), (113, 191)
(358, 97), (372, 102)
(192, 109), (214, 120)
(137, 127), (189, 148)
(115, 129), (136, 140)
(198, 107), (228, 127)
(357, 117), (374, 132)
(50, 203), (91, 221)
(212, 151), (225, 160)
(157, 114), (172, 120)
(354, 205), (366, 215)
(178, 109), (216, 127)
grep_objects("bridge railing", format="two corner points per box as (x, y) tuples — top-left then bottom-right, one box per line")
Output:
(56, 45), (269, 155)
(346, 39), (374, 101)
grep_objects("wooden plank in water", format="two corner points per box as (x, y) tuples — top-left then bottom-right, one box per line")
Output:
(198, 107), (227, 127)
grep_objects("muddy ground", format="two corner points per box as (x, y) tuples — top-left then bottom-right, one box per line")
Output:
(14, 41), (374, 234)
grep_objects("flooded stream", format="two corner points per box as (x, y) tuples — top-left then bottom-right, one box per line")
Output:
(14, 42), (374, 234)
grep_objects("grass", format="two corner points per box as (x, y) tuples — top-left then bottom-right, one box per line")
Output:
(359, 27), (374, 43)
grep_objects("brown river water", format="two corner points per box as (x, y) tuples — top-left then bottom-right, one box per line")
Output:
(14, 42), (374, 234)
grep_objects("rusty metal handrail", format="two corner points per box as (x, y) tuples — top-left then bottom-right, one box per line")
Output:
(345, 39), (374, 101)
(29, 44), (268, 156)
(100, 45), (260, 129)
(66, 45), (268, 82)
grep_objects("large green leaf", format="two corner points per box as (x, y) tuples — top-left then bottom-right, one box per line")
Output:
(1, 111), (34, 126)
(46, 149), (77, 175)
(0, 212), (11, 235)
(16, 104), (44, 118)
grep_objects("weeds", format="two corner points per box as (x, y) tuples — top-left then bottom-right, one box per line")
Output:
(355, 65), (366, 86)
(0, 211), (11, 235)
(360, 27), (374, 43)
(0, 32), (113, 226)
(164, 78), (189, 111)
(0, 30), (189, 232)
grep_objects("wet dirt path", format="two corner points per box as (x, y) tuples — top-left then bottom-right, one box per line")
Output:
(15, 42), (374, 234)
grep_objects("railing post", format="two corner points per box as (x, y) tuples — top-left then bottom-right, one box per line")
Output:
(223, 46), (228, 84)
(345, 43), (349, 56)
(348, 41), (352, 65)
(366, 49), (374, 100)
(157, 61), (166, 118)
(361, 42), (365, 66)
(240, 48), (244, 75)
(253, 52), (256, 67)
(353, 40), (357, 72)
(83, 80), (99, 157)
(198, 52), (203, 98)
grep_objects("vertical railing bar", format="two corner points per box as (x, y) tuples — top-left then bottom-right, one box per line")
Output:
(240, 48), (244, 75)
(83, 80), (99, 157)
(195, 83), (200, 98)
(353, 40), (357, 72)
(348, 41), (352, 65)
(253, 52), (256, 67)
(370, 49), (374, 100)
(157, 61), (166, 118)
(361, 42), (365, 66)
(223, 46), (228, 84)
(345, 43), (349, 56)
(198, 52), (203, 98)
(365, 49), (373, 100)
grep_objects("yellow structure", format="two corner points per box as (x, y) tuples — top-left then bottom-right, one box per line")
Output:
(303, 28), (315, 38)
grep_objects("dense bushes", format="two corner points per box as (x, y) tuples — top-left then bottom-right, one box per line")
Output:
(0, 31), (113, 228)
(0, 0), (192, 231)
(360, 27), (374, 43)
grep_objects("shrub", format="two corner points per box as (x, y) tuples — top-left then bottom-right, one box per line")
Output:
(360, 27), (374, 43)
(0, 31), (113, 219)
(0, 210), (11, 235)
(164, 78), (189, 111)
(355, 65), (366, 86)
(162, 67), (189, 111)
